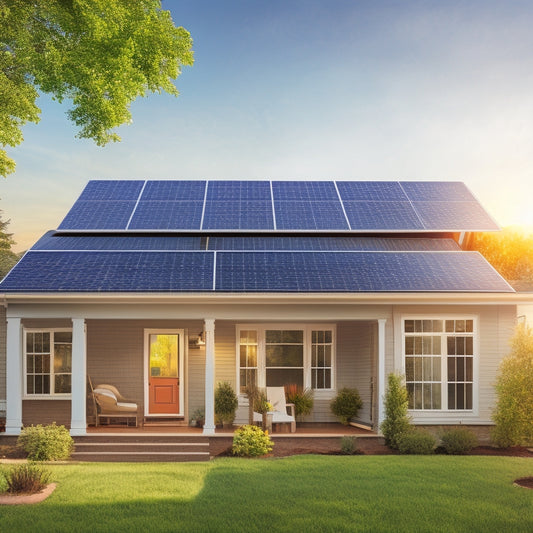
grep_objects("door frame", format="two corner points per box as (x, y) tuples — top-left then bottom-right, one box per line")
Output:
(144, 328), (185, 417)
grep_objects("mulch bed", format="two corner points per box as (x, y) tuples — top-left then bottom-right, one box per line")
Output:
(514, 477), (533, 489)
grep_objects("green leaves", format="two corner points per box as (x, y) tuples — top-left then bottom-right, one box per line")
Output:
(0, 0), (193, 177)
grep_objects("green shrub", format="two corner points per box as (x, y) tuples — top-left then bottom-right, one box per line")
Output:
(17, 422), (74, 461)
(285, 384), (314, 418)
(2, 462), (51, 494)
(398, 430), (436, 455)
(492, 323), (533, 447)
(340, 435), (359, 455)
(330, 388), (363, 425)
(440, 428), (478, 455)
(215, 382), (238, 424)
(380, 373), (412, 450)
(232, 425), (274, 457)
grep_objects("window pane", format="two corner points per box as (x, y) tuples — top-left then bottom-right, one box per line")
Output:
(432, 320), (443, 332)
(466, 358), (473, 381)
(432, 336), (441, 355)
(414, 337), (422, 354)
(240, 330), (257, 344)
(414, 320), (422, 333)
(448, 357), (455, 381)
(54, 345), (72, 373)
(266, 368), (303, 388)
(414, 357), (422, 381)
(413, 383), (422, 409)
(455, 320), (466, 333)
(281, 330), (303, 344)
(456, 337), (465, 356)
(466, 336), (473, 355)
(433, 358), (441, 381)
(26, 333), (34, 353)
(27, 375), (34, 394)
(423, 357), (433, 381)
(266, 345), (303, 367)
(447, 336), (455, 355)
(422, 320), (432, 332)
(240, 369), (256, 393)
(405, 357), (414, 381)
(407, 383), (415, 408)
(405, 336), (414, 355)
(433, 383), (441, 409)
(55, 374), (71, 394)
(405, 320), (414, 333)
(456, 384), (465, 409)
(265, 330), (281, 343)
(55, 331), (72, 343)
(422, 337), (431, 354)
(27, 354), (34, 373)
(445, 320), (454, 333)
(448, 383), (455, 409)
(466, 320), (474, 332)
(457, 357), (465, 381)
(465, 384), (473, 409)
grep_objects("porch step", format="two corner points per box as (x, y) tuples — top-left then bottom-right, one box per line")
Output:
(72, 435), (210, 462)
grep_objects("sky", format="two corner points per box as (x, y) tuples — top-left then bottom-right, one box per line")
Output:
(2, 0), (533, 252)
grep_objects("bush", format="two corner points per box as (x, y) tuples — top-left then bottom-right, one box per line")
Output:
(340, 435), (359, 455)
(285, 384), (314, 418)
(2, 462), (51, 494)
(380, 373), (412, 450)
(214, 382), (238, 424)
(17, 423), (74, 461)
(330, 388), (363, 425)
(398, 430), (436, 455)
(232, 425), (274, 457)
(492, 323), (533, 447)
(440, 428), (478, 455)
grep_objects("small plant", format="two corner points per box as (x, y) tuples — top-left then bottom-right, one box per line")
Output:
(380, 373), (412, 450)
(253, 390), (271, 414)
(17, 422), (74, 461)
(2, 462), (51, 494)
(440, 428), (478, 455)
(330, 387), (363, 425)
(285, 384), (314, 419)
(340, 435), (359, 455)
(398, 430), (436, 455)
(232, 424), (274, 457)
(191, 408), (205, 427)
(214, 382), (238, 425)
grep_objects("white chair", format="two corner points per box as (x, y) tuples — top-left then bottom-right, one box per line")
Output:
(253, 386), (296, 433)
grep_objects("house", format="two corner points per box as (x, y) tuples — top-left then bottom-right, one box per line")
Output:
(0, 179), (528, 437)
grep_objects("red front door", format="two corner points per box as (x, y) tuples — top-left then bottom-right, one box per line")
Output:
(148, 333), (180, 415)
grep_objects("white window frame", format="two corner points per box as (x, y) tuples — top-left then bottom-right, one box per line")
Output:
(236, 323), (336, 399)
(400, 315), (479, 421)
(23, 328), (73, 399)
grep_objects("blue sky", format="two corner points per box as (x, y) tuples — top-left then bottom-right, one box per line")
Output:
(3, 0), (533, 251)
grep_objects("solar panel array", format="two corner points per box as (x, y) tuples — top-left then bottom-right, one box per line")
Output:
(57, 180), (499, 232)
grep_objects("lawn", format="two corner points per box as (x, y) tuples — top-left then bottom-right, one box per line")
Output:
(1, 456), (532, 532)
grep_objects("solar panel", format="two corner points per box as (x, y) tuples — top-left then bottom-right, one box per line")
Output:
(127, 201), (204, 230)
(274, 201), (349, 230)
(140, 180), (206, 201)
(215, 251), (513, 292)
(413, 201), (500, 231)
(342, 201), (424, 230)
(77, 180), (145, 201)
(202, 200), (274, 230)
(272, 181), (339, 201)
(336, 181), (408, 201)
(58, 200), (137, 230)
(0, 251), (214, 292)
(206, 181), (271, 200)
(401, 181), (476, 202)
(32, 232), (204, 251)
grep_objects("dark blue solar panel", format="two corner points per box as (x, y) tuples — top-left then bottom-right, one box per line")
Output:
(215, 252), (513, 292)
(0, 251), (214, 292)
(401, 181), (476, 202)
(275, 201), (349, 230)
(77, 180), (145, 201)
(337, 181), (408, 201)
(206, 181), (271, 200)
(32, 232), (204, 251)
(127, 200), (204, 230)
(140, 181), (206, 201)
(342, 201), (424, 230)
(58, 201), (136, 230)
(413, 201), (499, 230)
(208, 236), (459, 251)
(272, 181), (339, 201)
(202, 200), (274, 230)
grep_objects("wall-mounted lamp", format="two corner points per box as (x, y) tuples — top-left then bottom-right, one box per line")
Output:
(189, 331), (205, 349)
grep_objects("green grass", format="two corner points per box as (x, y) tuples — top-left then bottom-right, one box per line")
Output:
(1, 456), (532, 532)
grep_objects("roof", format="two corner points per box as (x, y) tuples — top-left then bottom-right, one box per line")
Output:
(0, 180), (513, 294)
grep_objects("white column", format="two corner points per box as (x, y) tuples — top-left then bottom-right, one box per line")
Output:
(5, 317), (22, 435)
(377, 318), (387, 431)
(70, 318), (87, 436)
(203, 318), (216, 435)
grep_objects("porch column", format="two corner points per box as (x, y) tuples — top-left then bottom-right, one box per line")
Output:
(203, 318), (216, 435)
(377, 318), (387, 431)
(70, 318), (87, 436)
(5, 317), (22, 435)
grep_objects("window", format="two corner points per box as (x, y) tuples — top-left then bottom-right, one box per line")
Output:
(404, 318), (474, 411)
(25, 330), (72, 396)
(237, 325), (335, 393)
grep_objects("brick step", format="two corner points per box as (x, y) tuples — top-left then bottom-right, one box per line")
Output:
(72, 436), (210, 462)
(75, 435), (208, 444)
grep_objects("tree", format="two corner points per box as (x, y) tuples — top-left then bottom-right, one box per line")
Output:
(0, 209), (20, 279)
(492, 323), (533, 447)
(0, 0), (193, 177)
(380, 373), (412, 449)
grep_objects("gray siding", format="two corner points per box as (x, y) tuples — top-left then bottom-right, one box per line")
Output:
(0, 305), (5, 411)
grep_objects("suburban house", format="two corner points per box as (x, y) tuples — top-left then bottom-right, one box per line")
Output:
(0, 179), (527, 438)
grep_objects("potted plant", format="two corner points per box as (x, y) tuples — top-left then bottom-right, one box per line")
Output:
(285, 384), (314, 420)
(214, 382), (238, 428)
(330, 387), (363, 425)
(191, 408), (205, 428)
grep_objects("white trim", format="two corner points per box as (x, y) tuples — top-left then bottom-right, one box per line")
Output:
(235, 323), (337, 393)
(203, 318), (216, 435)
(400, 315), (479, 419)
(377, 319), (386, 429)
(143, 329), (185, 417)
(5, 317), (22, 435)
(70, 318), (87, 436)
